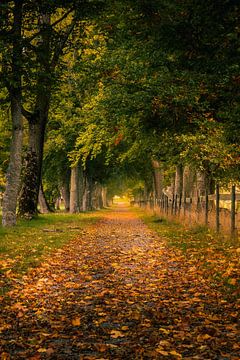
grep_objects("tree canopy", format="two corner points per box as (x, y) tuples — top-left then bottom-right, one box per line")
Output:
(0, 0), (239, 222)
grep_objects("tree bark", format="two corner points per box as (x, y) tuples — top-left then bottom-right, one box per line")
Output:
(38, 182), (51, 213)
(175, 165), (183, 211)
(2, 98), (23, 225)
(216, 183), (220, 232)
(60, 182), (70, 212)
(152, 160), (163, 200)
(2, 0), (23, 226)
(102, 186), (107, 207)
(231, 185), (236, 238)
(70, 165), (79, 213)
(18, 10), (51, 218)
(183, 166), (195, 199)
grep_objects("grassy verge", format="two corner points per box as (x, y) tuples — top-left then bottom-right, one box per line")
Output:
(134, 207), (239, 298)
(0, 210), (106, 292)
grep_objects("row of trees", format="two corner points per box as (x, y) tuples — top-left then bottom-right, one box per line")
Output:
(0, 0), (239, 226)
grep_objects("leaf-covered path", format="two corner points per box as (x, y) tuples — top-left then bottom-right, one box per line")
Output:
(1, 206), (239, 359)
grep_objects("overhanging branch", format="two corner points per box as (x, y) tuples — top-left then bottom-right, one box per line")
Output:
(50, 18), (77, 69)
(25, 7), (75, 46)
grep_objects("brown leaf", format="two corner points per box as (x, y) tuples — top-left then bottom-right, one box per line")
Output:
(94, 343), (108, 352)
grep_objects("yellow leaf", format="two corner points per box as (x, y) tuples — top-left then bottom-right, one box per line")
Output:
(156, 349), (169, 356)
(72, 317), (81, 326)
(110, 330), (125, 338)
(170, 350), (182, 358)
(158, 340), (171, 347)
(197, 334), (212, 342)
(228, 278), (237, 285)
(159, 327), (170, 334)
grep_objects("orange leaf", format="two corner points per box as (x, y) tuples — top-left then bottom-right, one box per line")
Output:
(72, 317), (81, 326)
(170, 350), (182, 358)
(1, 353), (10, 360)
(228, 278), (237, 285)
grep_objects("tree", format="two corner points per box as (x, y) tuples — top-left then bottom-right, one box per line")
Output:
(0, 0), (107, 224)
(1, 0), (24, 226)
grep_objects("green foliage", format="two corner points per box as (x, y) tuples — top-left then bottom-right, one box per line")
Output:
(1, 0), (239, 201)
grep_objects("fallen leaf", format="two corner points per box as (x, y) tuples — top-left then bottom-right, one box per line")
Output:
(156, 349), (169, 356)
(228, 278), (237, 285)
(110, 330), (125, 338)
(170, 350), (182, 358)
(72, 317), (81, 326)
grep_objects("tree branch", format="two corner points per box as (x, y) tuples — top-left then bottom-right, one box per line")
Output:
(21, 106), (33, 121)
(25, 7), (75, 46)
(51, 7), (75, 29)
(51, 18), (77, 69)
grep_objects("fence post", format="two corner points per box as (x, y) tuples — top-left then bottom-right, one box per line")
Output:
(183, 193), (186, 217)
(178, 193), (182, 216)
(216, 183), (220, 232)
(205, 188), (209, 226)
(171, 194), (175, 215)
(174, 194), (178, 215)
(166, 195), (169, 215)
(231, 185), (236, 238)
(189, 197), (192, 225)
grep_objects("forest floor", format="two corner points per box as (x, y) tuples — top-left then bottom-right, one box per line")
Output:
(0, 205), (239, 360)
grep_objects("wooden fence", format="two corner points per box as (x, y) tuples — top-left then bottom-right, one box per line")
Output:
(134, 186), (239, 240)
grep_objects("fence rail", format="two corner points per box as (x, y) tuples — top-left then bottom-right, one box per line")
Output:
(133, 188), (239, 240)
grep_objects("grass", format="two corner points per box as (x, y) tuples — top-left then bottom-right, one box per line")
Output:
(135, 208), (214, 252)
(0, 210), (105, 280)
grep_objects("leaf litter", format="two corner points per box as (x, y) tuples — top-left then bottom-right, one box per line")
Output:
(0, 207), (239, 359)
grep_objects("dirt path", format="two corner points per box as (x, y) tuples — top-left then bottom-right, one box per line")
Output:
(0, 206), (239, 359)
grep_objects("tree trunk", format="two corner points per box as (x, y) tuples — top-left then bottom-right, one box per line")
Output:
(87, 174), (93, 211)
(60, 182), (70, 212)
(18, 11), (51, 218)
(231, 185), (236, 238)
(2, 0), (23, 226)
(55, 197), (61, 210)
(98, 185), (104, 209)
(216, 183), (220, 232)
(175, 165), (183, 211)
(2, 98), (23, 226)
(70, 165), (79, 213)
(82, 171), (94, 211)
(93, 183), (103, 209)
(17, 150), (39, 218)
(102, 186), (107, 207)
(82, 172), (88, 212)
(152, 160), (163, 200)
(183, 166), (195, 199)
(38, 182), (51, 213)
(196, 171), (205, 198)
